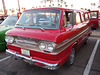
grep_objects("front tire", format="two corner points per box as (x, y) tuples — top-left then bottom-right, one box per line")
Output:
(67, 48), (75, 65)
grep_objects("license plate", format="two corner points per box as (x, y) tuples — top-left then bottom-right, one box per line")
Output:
(21, 49), (30, 56)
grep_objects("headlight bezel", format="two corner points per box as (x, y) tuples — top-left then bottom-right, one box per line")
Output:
(39, 41), (56, 53)
(39, 42), (46, 50)
(5, 35), (14, 44)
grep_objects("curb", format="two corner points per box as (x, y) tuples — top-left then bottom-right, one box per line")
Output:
(90, 31), (100, 37)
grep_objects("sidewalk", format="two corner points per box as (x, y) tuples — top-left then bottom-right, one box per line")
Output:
(91, 28), (100, 37)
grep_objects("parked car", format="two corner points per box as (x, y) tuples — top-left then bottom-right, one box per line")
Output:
(0, 14), (8, 24)
(99, 15), (100, 27)
(0, 15), (18, 51)
(6, 7), (94, 70)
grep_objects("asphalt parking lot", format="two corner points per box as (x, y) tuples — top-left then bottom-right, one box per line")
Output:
(0, 30), (100, 75)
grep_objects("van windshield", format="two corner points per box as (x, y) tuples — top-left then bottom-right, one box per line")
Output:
(16, 9), (61, 29)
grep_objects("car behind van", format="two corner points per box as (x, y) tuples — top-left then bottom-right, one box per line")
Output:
(0, 15), (18, 51)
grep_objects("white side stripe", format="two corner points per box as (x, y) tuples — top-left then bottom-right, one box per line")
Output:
(0, 56), (11, 62)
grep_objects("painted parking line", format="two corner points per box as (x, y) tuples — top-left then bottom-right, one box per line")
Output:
(0, 56), (11, 62)
(83, 39), (100, 75)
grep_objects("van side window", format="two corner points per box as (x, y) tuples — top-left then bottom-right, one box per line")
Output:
(90, 12), (97, 19)
(63, 12), (74, 28)
(76, 12), (81, 24)
(63, 12), (67, 27)
(85, 13), (89, 20)
(81, 12), (85, 22)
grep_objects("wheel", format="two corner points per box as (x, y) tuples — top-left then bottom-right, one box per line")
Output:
(84, 38), (88, 44)
(67, 47), (75, 65)
(5, 41), (8, 49)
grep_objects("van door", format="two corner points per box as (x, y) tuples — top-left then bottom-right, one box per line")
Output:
(89, 10), (99, 29)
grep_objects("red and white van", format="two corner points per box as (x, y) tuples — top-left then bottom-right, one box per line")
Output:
(6, 7), (92, 70)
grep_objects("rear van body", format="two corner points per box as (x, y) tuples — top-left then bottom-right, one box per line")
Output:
(6, 7), (92, 70)
(89, 10), (99, 29)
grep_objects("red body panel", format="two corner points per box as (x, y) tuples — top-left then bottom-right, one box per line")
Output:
(6, 28), (61, 43)
(7, 43), (72, 67)
(89, 10), (99, 29)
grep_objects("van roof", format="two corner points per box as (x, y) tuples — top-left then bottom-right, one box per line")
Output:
(24, 7), (66, 11)
(24, 7), (88, 13)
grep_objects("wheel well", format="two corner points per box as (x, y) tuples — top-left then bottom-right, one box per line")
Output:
(73, 43), (77, 51)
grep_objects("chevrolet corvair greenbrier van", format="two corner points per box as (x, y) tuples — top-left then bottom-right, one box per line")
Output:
(0, 15), (18, 51)
(6, 7), (94, 70)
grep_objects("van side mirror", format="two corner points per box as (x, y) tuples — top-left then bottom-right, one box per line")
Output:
(17, 12), (22, 19)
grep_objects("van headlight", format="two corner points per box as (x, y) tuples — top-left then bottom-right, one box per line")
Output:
(39, 42), (56, 53)
(5, 35), (14, 44)
(47, 43), (54, 51)
(39, 42), (46, 50)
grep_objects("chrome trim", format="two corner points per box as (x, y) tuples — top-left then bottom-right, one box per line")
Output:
(6, 50), (59, 70)
(16, 39), (37, 45)
(57, 26), (90, 49)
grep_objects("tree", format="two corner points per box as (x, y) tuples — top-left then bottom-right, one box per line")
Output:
(46, 0), (52, 6)
(64, 2), (66, 4)
(97, 5), (100, 8)
(65, 5), (67, 7)
(85, 8), (87, 10)
(81, 8), (84, 10)
(0, 9), (3, 13)
(9, 8), (15, 13)
(91, 3), (96, 10)
(43, 5), (45, 7)
(98, 0), (100, 9)
(50, 0), (52, 6)
(32, 6), (35, 9)
(71, 4), (73, 8)
(57, 0), (59, 6)
(22, 7), (26, 11)
(52, 4), (54, 6)
(60, 5), (62, 7)
(49, 5), (51, 7)
(58, 4), (60, 6)
(39, 6), (41, 8)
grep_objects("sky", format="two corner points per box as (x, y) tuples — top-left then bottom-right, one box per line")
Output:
(0, 0), (100, 15)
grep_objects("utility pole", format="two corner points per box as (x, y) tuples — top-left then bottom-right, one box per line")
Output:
(2, 0), (7, 15)
(97, 0), (100, 8)
(99, 0), (100, 6)
(18, 0), (21, 12)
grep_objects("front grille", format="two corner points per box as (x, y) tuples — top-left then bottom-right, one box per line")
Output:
(15, 36), (38, 47)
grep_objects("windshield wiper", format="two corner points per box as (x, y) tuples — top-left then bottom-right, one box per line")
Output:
(16, 24), (45, 31)
(16, 24), (25, 29)
(29, 24), (45, 31)
(16, 24), (23, 25)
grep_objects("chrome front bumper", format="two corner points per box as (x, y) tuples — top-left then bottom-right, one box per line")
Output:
(6, 50), (59, 70)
